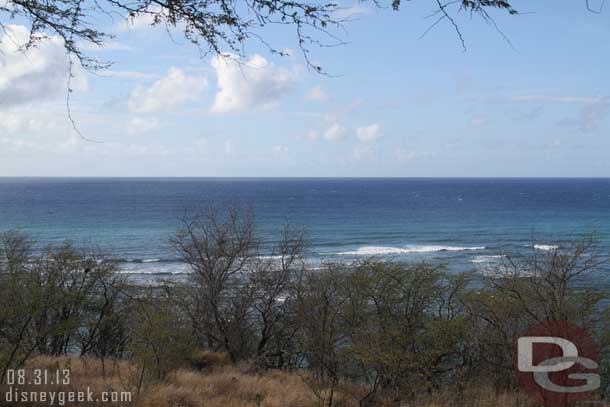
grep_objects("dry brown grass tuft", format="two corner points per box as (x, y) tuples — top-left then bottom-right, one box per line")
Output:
(1, 355), (537, 407)
(0, 356), (138, 406)
(141, 366), (320, 407)
(189, 350), (231, 371)
(141, 383), (201, 407)
(26, 355), (139, 391)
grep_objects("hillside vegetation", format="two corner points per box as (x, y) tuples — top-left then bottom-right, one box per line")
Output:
(1, 207), (609, 405)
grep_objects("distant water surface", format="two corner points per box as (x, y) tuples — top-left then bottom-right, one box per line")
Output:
(1, 178), (609, 281)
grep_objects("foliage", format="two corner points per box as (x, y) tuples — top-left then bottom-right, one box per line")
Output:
(2, 218), (610, 404)
(0, 0), (520, 72)
(0, 232), (127, 382)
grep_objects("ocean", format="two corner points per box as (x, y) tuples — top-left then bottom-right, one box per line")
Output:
(1, 178), (609, 282)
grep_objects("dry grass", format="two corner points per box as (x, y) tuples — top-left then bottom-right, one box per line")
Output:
(27, 355), (139, 392)
(189, 349), (231, 371)
(1, 354), (537, 407)
(0, 356), (138, 406)
(406, 387), (535, 407)
(140, 363), (535, 407)
(141, 367), (319, 407)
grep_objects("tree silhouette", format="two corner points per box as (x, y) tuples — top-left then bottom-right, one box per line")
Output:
(1, 0), (518, 73)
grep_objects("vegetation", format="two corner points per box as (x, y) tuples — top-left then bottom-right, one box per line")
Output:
(1, 207), (610, 405)
(1, 354), (536, 407)
(0, 0), (520, 73)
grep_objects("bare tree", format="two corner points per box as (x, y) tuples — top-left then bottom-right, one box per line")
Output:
(171, 206), (312, 367)
(479, 237), (607, 324)
(249, 224), (307, 367)
(171, 206), (258, 361)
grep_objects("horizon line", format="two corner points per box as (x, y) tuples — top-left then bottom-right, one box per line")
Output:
(2, 176), (610, 180)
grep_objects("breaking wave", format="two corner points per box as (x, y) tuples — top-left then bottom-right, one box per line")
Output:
(471, 255), (506, 264)
(534, 244), (559, 251)
(337, 245), (485, 256)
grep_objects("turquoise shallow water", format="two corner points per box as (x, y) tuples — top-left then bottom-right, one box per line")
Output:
(1, 178), (609, 279)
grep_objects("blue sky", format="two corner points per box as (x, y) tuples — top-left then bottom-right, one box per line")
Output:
(1, 0), (609, 176)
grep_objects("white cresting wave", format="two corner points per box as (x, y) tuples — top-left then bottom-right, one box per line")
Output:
(534, 244), (559, 251)
(338, 245), (485, 256)
(471, 255), (506, 264)
(118, 261), (190, 275)
(141, 258), (161, 263)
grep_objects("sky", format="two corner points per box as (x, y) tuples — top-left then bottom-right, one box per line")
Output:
(1, 0), (609, 177)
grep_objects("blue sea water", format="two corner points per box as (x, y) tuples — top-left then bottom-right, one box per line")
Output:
(1, 178), (609, 280)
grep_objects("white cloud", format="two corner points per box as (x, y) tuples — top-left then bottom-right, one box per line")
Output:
(54, 134), (82, 154)
(0, 108), (54, 133)
(333, 4), (370, 20)
(323, 123), (348, 141)
(0, 34), (91, 145)
(210, 54), (298, 113)
(306, 86), (330, 102)
(79, 41), (131, 51)
(0, 106), (93, 155)
(119, 15), (155, 31)
(0, 24), (87, 107)
(128, 67), (207, 113)
(307, 123), (350, 141)
(102, 70), (160, 80)
(0, 136), (38, 153)
(0, 0), (15, 10)
(118, 5), (166, 31)
(127, 117), (160, 135)
(356, 124), (382, 142)
(0, 100), (101, 150)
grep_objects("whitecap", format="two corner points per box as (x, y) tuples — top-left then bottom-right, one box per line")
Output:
(534, 244), (559, 251)
(258, 255), (285, 260)
(471, 255), (505, 264)
(338, 245), (485, 256)
(118, 261), (190, 275)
